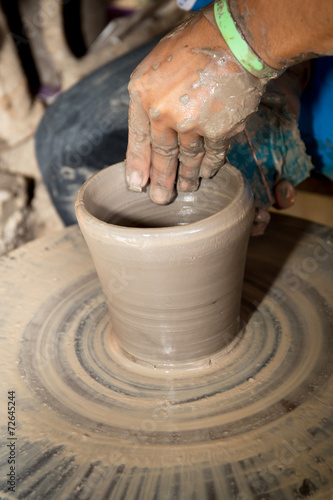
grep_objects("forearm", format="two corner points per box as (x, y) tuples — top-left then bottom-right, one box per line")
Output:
(230, 0), (333, 69)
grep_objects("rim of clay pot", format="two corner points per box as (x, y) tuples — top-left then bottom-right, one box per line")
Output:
(75, 162), (253, 241)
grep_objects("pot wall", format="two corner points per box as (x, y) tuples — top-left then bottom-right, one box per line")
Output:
(76, 162), (254, 366)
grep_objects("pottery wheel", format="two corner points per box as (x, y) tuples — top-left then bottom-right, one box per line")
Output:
(0, 214), (332, 500)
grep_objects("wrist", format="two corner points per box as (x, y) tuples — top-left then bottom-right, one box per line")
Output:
(229, 0), (286, 69)
(230, 0), (333, 67)
(212, 0), (283, 79)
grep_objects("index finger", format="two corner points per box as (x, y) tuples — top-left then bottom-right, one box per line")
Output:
(125, 88), (151, 192)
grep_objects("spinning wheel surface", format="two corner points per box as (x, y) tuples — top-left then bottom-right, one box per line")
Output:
(0, 214), (332, 499)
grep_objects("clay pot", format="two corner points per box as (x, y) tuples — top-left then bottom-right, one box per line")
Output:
(75, 162), (254, 367)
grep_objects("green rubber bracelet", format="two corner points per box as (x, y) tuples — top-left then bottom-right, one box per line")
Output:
(214, 0), (282, 79)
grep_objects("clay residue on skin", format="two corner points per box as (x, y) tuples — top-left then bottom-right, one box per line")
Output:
(126, 179), (143, 193)
(149, 108), (161, 120)
(128, 10), (268, 191)
(201, 79), (262, 139)
(194, 56), (265, 139)
(151, 46), (265, 179)
(166, 56), (172, 62)
(152, 64), (159, 70)
(192, 80), (201, 90)
(187, 53), (264, 177)
(176, 118), (197, 134)
(180, 94), (190, 105)
(189, 139), (203, 149)
(192, 48), (226, 66)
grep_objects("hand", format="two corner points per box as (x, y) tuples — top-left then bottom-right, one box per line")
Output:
(125, 6), (267, 204)
(251, 181), (296, 236)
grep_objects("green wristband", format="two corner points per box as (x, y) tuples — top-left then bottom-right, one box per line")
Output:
(214, 0), (282, 79)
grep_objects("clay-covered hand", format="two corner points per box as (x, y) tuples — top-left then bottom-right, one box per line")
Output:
(125, 6), (267, 204)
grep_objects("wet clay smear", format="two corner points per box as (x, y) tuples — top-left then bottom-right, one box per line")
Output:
(0, 214), (332, 499)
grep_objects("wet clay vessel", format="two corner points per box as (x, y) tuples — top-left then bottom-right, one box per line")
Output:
(1, 215), (333, 499)
(75, 162), (254, 367)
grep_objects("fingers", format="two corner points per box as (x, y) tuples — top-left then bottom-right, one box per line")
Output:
(149, 125), (179, 204)
(199, 137), (229, 179)
(177, 133), (204, 192)
(126, 89), (151, 192)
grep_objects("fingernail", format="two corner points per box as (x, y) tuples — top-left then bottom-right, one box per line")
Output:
(150, 186), (174, 205)
(126, 171), (143, 192)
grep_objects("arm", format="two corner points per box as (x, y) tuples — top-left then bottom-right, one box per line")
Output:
(125, 0), (333, 204)
(232, 0), (333, 68)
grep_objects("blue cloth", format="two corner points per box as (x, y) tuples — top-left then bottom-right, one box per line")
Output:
(228, 88), (313, 207)
(299, 57), (333, 180)
(177, 0), (211, 11)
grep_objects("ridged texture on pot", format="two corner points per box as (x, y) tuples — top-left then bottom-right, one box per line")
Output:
(75, 162), (254, 366)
